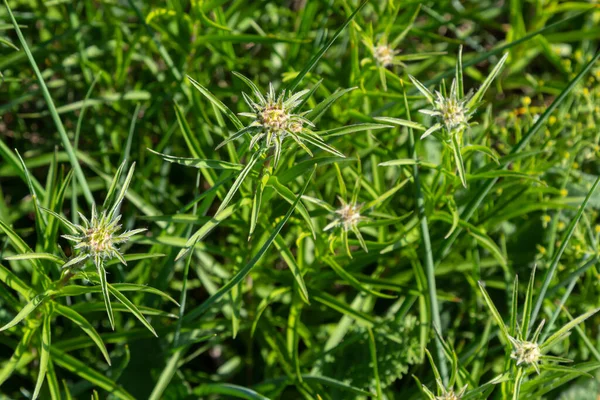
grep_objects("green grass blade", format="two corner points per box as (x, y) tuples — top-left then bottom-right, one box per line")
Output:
(32, 313), (51, 400)
(286, 1), (368, 92)
(50, 347), (135, 400)
(530, 176), (600, 328)
(107, 284), (157, 337)
(3, 0), (94, 205)
(0, 290), (53, 332)
(184, 166), (315, 321)
(54, 304), (111, 365)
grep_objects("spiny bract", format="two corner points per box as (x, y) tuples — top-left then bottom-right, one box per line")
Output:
(228, 77), (344, 167)
(62, 203), (146, 268)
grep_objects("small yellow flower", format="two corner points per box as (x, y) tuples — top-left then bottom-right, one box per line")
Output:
(522, 96), (532, 106)
(536, 244), (547, 255)
(559, 189), (568, 197)
(548, 116), (557, 125)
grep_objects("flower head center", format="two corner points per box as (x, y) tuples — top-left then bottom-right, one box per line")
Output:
(437, 96), (468, 130)
(511, 339), (541, 366)
(88, 227), (113, 255)
(436, 391), (462, 400)
(336, 202), (362, 230)
(374, 44), (395, 67)
(260, 105), (289, 133)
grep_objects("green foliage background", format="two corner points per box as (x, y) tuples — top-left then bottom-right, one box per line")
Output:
(1, 0), (600, 399)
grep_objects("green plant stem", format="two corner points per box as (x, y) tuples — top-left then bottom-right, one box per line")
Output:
(405, 89), (448, 383)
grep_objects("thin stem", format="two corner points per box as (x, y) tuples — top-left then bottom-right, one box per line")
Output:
(404, 88), (448, 383)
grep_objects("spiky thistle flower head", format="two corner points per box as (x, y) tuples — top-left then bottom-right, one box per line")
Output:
(216, 73), (345, 168)
(434, 385), (468, 400)
(373, 43), (398, 67)
(62, 203), (146, 268)
(508, 335), (542, 372)
(411, 76), (475, 140)
(46, 162), (146, 271)
(324, 198), (366, 232)
(409, 49), (508, 141)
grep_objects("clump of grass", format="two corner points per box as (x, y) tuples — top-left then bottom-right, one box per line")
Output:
(1, 1), (600, 399)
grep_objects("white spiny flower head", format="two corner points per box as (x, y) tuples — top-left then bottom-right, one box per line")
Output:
(373, 43), (398, 67)
(217, 74), (345, 168)
(435, 385), (468, 400)
(417, 78), (475, 138)
(241, 83), (316, 166)
(509, 335), (542, 372)
(62, 203), (146, 268)
(324, 198), (365, 232)
(423, 381), (468, 400)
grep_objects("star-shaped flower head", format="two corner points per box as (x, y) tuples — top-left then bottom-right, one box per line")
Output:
(49, 162), (146, 270)
(61, 202), (146, 269)
(324, 198), (366, 232)
(479, 266), (600, 379)
(372, 42), (399, 68)
(409, 49), (508, 141)
(408, 48), (508, 187)
(216, 72), (344, 168)
(44, 161), (146, 329)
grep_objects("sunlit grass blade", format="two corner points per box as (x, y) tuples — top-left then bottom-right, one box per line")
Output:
(184, 166), (315, 321)
(97, 264), (115, 330)
(0, 290), (53, 332)
(51, 347), (135, 400)
(286, 0), (368, 92)
(32, 313), (51, 400)
(148, 148), (243, 170)
(187, 75), (244, 130)
(541, 307), (600, 351)
(107, 284), (157, 337)
(3, 0), (94, 205)
(530, 176), (600, 328)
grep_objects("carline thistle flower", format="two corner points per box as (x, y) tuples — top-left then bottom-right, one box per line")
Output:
(433, 385), (468, 400)
(410, 74), (475, 141)
(216, 73), (344, 168)
(61, 203), (146, 269)
(508, 335), (542, 373)
(324, 198), (366, 232)
(44, 162), (147, 330)
(373, 43), (398, 68)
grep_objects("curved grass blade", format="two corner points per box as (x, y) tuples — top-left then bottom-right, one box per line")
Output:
(187, 75), (244, 130)
(50, 347), (135, 400)
(32, 314), (51, 400)
(530, 176), (600, 328)
(148, 148), (243, 170)
(273, 235), (309, 304)
(107, 284), (158, 337)
(324, 257), (395, 299)
(0, 220), (51, 285)
(286, 1), (368, 92)
(0, 326), (36, 385)
(193, 383), (270, 400)
(0, 290), (54, 331)
(3, 0), (93, 205)
(184, 166), (315, 321)
(54, 304), (111, 365)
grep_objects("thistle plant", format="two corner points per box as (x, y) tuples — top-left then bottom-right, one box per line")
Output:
(361, 4), (444, 90)
(479, 267), (600, 398)
(215, 72), (344, 168)
(416, 342), (507, 400)
(45, 162), (146, 328)
(1, 157), (172, 399)
(409, 48), (508, 187)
